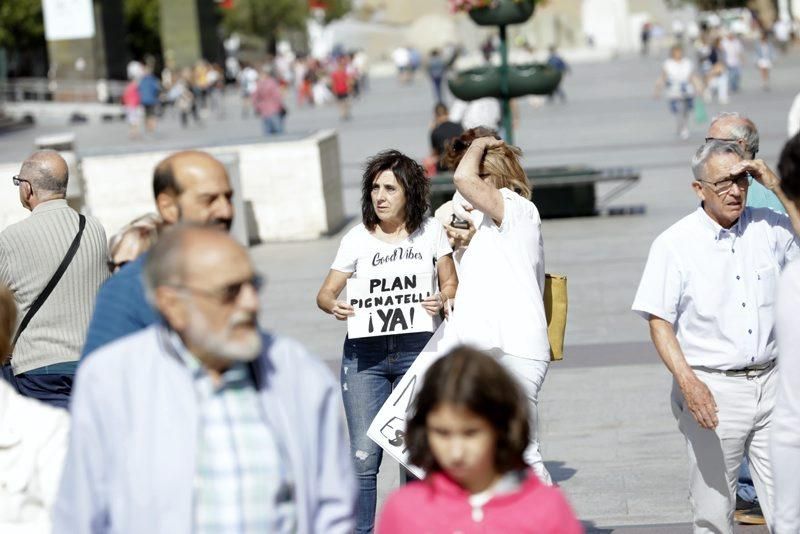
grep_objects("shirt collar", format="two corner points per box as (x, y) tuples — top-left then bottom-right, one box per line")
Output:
(164, 328), (252, 391)
(156, 324), (269, 391)
(31, 198), (68, 215)
(694, 204), (747, 240)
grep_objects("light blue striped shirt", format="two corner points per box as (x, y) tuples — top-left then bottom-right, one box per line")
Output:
(171, 333), (296, 533)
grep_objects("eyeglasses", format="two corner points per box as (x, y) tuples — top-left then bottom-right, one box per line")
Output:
(698, 172), (752, 196)
(12, 175), (30, 187)
(171, 274), (265, 304)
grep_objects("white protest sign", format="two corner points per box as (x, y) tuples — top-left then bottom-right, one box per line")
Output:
(346, 273), (434, 339)
(42, 0), (96, 41)
(366, 321), (458, 478)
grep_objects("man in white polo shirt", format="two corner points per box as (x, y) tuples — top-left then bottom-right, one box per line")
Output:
(632, 139), (800, 533)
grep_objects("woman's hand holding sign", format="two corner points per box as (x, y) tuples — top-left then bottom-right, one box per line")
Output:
(331, 300), (355, 321)
(422, 292), (450, 318)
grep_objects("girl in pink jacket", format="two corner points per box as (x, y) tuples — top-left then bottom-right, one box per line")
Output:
(377, 347), (583, 534)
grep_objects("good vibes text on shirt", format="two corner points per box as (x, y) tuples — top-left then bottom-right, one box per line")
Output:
(371, 246), (424, 267)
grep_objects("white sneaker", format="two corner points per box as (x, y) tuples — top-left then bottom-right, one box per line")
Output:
(680, 127), (690, 140)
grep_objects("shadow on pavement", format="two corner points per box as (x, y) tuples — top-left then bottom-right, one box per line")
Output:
(546, 460), (577, 483)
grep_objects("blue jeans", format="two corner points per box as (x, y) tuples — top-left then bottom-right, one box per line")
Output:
(2, 362), (76, 410)
(728, 66), (741, 93)
(340, 331), (432, 534)
(738, 457), (758, 504)
(261, 113), (284, 135)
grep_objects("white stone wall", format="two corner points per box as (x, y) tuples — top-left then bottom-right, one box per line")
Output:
(0, 162), (31, 231)
(0, 131), (346, 243)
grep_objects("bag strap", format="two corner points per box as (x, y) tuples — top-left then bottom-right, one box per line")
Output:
(11, 214), (86, 349)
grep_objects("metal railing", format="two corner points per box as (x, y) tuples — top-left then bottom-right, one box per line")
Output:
(0, 78), (128, 104)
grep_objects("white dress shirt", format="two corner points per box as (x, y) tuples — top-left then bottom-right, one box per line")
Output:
(771, 260), (800, 533)
(632, 206), (798, 370)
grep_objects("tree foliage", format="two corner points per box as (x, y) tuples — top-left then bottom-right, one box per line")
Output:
(221, 0), (309, 42)
(221, 0), (351, 43)
(0, 0), (44, 50)
(323, 0), (352, 24)
(124, 0), (163, 61)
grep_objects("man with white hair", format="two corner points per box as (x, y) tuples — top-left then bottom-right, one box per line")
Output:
(704, 112), (797, 524)
(54, 225), (356, 533)
(706, 112), (786, 214)
(633, 140), (800, 533)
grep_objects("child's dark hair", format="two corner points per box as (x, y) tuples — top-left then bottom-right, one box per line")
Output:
(405, 346), (530, 474)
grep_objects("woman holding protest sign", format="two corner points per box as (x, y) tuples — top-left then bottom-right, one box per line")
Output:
(442, 128), (553, 485)
(316, 149), (458, 533)
(376, 347), (581, 534)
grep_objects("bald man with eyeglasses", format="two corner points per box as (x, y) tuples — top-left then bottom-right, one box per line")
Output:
(632, 140), (800, 533)
(1, 150), (109, 408)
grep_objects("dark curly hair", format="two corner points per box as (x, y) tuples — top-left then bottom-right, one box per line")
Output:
(361, 149), (429, 234)
(405, 346), (530, 475)
(779, 133), (800, 201)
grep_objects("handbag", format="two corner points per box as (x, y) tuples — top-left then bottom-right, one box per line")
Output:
(694, 97), (708, 124)
(9, 214), (86, 356)
(544, 273), (567, 361)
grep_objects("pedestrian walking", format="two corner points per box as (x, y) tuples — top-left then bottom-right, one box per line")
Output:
(442, 130), (553, 486)
(253, 66), (285, 135)
(654, 45), (703, 140)
(546, 46), (569, 103)
(426, 49), (447, 104)
(704, 37), (729, 105)
(1, 151), (109, 408)
(137, 66), (161, 134)
(721, 32), (744, 94)
(54, 226), (356, 534)
(755, 33), (774, 91)
(632, 140), (800, 533)
(121, 78), (142, 139)
(770, 132), (800, 534)
(331, 56), (353, 121)
(238, 63), (259, 118)
(376, 347), (582, 534)
(316, 150), (458, 534)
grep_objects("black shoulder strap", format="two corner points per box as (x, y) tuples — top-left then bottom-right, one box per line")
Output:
(12, 214), (86, 349)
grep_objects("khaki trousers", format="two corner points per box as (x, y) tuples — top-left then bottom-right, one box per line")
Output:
(671, 365), (776, 534)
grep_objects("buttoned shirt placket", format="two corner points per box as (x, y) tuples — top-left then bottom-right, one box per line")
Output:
(717, 221), (760, 368)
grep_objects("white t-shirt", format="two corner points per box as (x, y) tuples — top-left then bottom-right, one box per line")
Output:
(771, 260), (800, 533)
(331, 217), (452, 284)
(721, 37), (743, 67)
(663, 58), (695, 99)
(450, 189), (550, 361)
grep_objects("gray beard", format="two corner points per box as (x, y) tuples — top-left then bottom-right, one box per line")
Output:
(185, 309), (262, 362)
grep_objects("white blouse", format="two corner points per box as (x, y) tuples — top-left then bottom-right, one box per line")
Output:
(450, 189), (550, 361)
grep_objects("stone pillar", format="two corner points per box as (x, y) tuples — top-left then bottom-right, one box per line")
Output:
(45, 0), (127, 99)
(159, 0), (222, 70)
